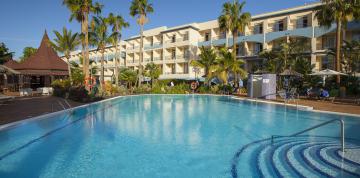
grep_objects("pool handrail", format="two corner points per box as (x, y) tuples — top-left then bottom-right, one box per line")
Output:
(271, 118), (345, 152)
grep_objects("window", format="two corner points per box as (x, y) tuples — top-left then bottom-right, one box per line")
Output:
(184, 48), (190, 58)
(297, 16), (308, 28)
(321, 55), (335, 70)
(275, 20), (284, 31)
(151, 51), (154, 61)
(253, 24), (263, 34)
(323, 36), (335, 49)
(172, 49), (176, 59)
(221, 31), (226, 39)
(302, 16), (308, 28)
(171, 64), (176, 74)
(172, 35), (176, 43)
(205, 33), (210, 41)
(183, 63), (189, 74)
(184, 32), (189, 41)
(254, 43), (263, 54)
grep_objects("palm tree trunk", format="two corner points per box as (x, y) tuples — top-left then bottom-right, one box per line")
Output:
(101, 47), (105, 89)
(335, 20), (342, 84)
(66, 57), (72, 84)
(138, 23), (144, 87)
(115, 39), (119, 86)
(83, 13), (90, 90)
(233, 30), (237, 62)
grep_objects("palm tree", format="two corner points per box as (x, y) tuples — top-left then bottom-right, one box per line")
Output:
(212, 48), (246, 85)
(108, 13), (129, 86)
(63, 0), (103, 90)
(129, 0), (154, 87)
(51, 27), (80, 84)
(0, 42), (13, 64)
(119, 68), (138, 93)
(218, 0), (251, 62)
(342, 40), (360, 75)
(315, 0), (360, 83)
(145, 62), (161, 87)
(89, 16), (116, 89)
(190, 46), (217, 84)
(259, 38), (311, 74)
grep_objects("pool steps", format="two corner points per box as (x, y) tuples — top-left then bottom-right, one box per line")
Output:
(232, 136), (360, 178)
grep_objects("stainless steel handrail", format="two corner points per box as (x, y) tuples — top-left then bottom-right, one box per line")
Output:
(271, 119), (345, 152)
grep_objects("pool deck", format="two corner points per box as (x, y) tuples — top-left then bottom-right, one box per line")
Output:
(234, 95), (360, 116)
(0, 96), (85, 125)
(0, 94), (359, 126)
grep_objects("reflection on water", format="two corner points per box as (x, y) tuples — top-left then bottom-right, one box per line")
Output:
(1, 95), (360, 178)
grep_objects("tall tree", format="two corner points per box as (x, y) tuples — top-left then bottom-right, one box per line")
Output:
(89, 16), (116, 89)
(342, 40), (360, 75)
(63, 0), (102, 90)
(259, 38), (311, 74)
(145, 62), (161, 87)
(108, 13), (129, 86)
(218, 0), (251, 62)
(130, 0), (154, 87)
(20, 47), (37, 61)
(190, 46), (218, 84)
(0, 42), (13, 64)
(315, 0), (360, 83)
(51, 27), (80, 84)
(212, 48), (246, 85)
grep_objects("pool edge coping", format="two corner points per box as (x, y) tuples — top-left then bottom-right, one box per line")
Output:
(1, 94), (359, 131)
(231, 96), (360, 118)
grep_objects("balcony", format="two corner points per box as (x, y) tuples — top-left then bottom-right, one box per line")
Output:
(198, 39), (211, 47)
(212, 36), (227, 46)
(164, 55), (190, 62)
(144, 42), (163, 50)
(265, 26), (313, 42)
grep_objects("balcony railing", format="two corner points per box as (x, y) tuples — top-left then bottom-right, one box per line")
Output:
(164, 55), (190, 61)
(164, 37), (189, 44)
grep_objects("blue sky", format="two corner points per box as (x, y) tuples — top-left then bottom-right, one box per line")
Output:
(0, 0), (319, 58)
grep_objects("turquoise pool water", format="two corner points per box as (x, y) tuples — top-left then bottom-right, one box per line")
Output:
(0, 95), (359, 178)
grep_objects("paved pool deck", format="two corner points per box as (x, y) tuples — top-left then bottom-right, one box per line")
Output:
(0, 96), (85, 125)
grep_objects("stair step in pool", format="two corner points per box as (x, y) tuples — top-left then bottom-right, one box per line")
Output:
(232, 136), (360, 178)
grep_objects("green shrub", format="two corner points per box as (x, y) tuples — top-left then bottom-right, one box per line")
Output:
(134, 84), (152, 94)
(51, 79), (71, 97)
(68, 86), (89, 102)
(198, 86), (210, 93)
(329, 89), (339, 97)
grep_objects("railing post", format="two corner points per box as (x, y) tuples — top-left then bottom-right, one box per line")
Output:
(340, 119), (345, 152)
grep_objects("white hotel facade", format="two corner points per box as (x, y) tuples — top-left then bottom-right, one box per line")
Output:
(63, 2), (360, 82)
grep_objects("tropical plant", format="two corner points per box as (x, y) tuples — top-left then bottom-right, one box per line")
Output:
(89, 16), (117, 89)
(218, 0), (251, 61)
(342, 40), (360, 75)
(119, 68), (138, 91)
(129, 0), (154, 87)
(51, 27), (80, 84)
(259, 38), (311, 74)
(108, 13), (129, 86)
(63, 0), (103, 90)
(69, 61), (85, 86)
(20, 47), (37, 61)
(0, 42), (13, 64)
(212, 48), (246, 85)
(145, 62), (161, 87)
(315, 0), (360, 83)
(190, 46), (217, 84)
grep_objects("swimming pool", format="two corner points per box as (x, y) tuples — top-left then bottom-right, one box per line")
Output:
(0, 95), (359, 177)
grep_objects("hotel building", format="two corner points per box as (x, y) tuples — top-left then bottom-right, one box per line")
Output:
(63, 2), (360, 82)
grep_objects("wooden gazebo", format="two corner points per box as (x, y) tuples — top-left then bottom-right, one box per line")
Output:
(4, 31), (68, 90)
